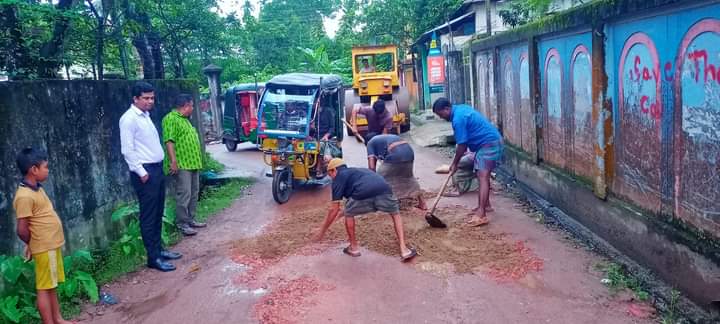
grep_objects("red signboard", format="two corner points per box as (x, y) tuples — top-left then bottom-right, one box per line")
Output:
(428, 55), (445, 84)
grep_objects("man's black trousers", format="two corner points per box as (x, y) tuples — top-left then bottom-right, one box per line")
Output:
(130, 162), (166, 261)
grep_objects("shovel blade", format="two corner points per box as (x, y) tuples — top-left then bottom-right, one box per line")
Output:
(425, 214), (447, 228)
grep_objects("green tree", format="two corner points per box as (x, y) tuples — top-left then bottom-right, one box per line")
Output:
(0, 0), (80, 79)
(499, 0), (556, 28)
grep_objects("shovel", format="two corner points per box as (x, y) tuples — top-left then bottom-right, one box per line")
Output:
(342, 119), (365, 144)
(425, 170), (453, 228)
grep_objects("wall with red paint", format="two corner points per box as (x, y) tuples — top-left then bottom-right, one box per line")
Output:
(468, 1), (720, 311)
(606, 5), (720, 236)
(471, 2), (720, 238)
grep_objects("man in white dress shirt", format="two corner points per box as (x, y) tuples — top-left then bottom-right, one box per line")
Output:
(119, 82), (182, 272)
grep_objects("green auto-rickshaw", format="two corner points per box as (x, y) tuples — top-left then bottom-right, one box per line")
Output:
(222, 83), (265, 151)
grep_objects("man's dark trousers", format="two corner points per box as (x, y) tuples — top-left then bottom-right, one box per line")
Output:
(130, 162), (165, 261)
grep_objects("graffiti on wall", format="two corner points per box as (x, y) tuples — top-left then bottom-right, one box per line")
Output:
(543, 48), (565, 167)
(519, 54), (534, 154)
(675, 18), (720, 226)
(571, 45), (594, 179)
(469, 4), (720, 239)
(616, 32), (663, 210)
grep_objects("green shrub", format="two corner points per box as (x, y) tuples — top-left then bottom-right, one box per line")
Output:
(0, 250), (99, 324)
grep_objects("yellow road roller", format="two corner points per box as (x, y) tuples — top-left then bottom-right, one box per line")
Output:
(345, 45), (411, 139)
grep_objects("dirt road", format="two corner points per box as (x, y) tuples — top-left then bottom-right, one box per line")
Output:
(83, 139), (654, 324)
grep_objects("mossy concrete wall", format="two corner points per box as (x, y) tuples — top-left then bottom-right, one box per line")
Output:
(0, 80), (201, 255)
(465, 0), (720, 313)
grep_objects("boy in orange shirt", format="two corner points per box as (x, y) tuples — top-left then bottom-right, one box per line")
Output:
(13, 148), (73, 324)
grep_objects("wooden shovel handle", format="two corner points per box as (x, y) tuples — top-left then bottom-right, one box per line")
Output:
(427, 170), (454, 216)
(342, 119), (365, 144)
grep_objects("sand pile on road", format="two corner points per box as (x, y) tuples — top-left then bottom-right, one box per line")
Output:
(232, 199), (542, 281)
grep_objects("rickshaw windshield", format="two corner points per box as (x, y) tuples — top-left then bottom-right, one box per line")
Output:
(259, 87), (316, 138)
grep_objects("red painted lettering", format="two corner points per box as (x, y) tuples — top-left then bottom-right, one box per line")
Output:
(685, 50), (720, 84)
(664, 62), (674, 81)
(650, 101), (661, 121)
(705, 63), (716, 83)
(688, 50), (707, 82)
(634, 56), (641, 80)
(639, 95), (661, 122)
(642, 67), (652, 80)
(640, 96), (649, 114)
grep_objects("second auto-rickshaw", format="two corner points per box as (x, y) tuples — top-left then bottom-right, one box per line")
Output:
(222, 83), (265, 151)
(257, 73), (344, 204)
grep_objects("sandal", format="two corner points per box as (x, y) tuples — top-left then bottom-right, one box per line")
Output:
(442, 187), (461, 197)
(343, 246), (361, 257)
(464, 218), (489, 227)
(401, 247), (417, 262)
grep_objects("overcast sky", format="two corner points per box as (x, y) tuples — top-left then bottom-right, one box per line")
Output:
(216, 0), (343, 38)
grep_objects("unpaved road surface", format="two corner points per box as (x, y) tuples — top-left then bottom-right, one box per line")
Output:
(82, 138), (654, 324)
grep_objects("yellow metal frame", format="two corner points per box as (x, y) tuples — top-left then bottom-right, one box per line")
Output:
(351, 45), (400, 92)
(260, 138), (321, 181)
(350, 45), (407, 132)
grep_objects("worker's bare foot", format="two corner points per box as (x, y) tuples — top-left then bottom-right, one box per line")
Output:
(471, 206), (494, 213)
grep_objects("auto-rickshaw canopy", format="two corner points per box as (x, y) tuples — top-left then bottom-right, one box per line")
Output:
(265, 73), (342, 89)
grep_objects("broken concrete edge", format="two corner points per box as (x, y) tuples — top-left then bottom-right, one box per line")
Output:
(494, 147), (719, 322)
(201, 173), (255, 187)
(409, 114), (428, 127)
(405, 121), (456, 148)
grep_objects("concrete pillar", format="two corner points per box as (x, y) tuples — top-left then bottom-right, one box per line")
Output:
(447, 50), (465, 104)
(203, 64), (223, 139)
(528, 36), (541, 164)
(591, 25), (610, 200)
(491, 47), (502, 136)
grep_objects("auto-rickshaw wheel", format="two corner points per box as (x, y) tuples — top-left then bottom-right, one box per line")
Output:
(225, 140), (238, 152)
(272, 168), (292, 204)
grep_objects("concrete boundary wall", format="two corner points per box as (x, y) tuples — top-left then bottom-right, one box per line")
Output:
(0, 80), (200, 255)
(469, 0), (720, 312)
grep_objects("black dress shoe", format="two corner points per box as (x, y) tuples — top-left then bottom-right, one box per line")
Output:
(160, 250), (182, 260)
(189, 221), (207, 228)
(147, 258), (176, 272)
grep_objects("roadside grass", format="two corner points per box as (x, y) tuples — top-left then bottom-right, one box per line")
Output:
(0, 148), (247, 323)
(91, 177), (251, 286)
(595, 261), (650, 301)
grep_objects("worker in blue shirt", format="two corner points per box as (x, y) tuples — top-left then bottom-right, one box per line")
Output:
(432, 97), (503, 227)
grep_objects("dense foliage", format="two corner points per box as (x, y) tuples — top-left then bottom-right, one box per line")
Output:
(0, 0), (463, 85)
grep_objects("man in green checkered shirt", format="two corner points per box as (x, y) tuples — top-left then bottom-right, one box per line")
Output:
(162, 94), (206, 236)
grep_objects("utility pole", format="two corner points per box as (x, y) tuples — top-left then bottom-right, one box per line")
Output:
(445, 14), (453, 101)
(485, 0), (492, 35)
